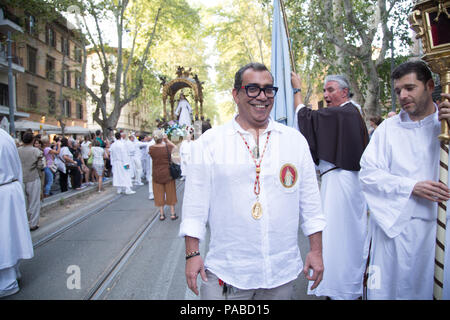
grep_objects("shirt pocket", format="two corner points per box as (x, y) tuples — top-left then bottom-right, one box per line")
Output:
(274, 161), (300, 194)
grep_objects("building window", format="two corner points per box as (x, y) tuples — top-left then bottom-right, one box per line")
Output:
(63, 65), (71, 87)
(0, 83), (9, 107)
(76, 102), (83, 120)
(63, 99), (71, 117)
(46, 56), (55, 81)
(75, 72), (82, 90)
(47, 90), (56, 115)
(27, 45), (37, 74)
(61, 37), (70, 56)
(27, 84), (38, 108)
(45, 26), (56, 48)
(25, 14), (37, 35)
(74, 47), (82, 63)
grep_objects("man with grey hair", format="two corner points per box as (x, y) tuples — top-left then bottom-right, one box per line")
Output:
(292, 72), (369, 300)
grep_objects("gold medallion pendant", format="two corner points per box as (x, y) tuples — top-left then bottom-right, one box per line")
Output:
(252, 202), (263, 220)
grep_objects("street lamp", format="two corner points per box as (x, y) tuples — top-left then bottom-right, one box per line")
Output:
(409, 0), (450, 300)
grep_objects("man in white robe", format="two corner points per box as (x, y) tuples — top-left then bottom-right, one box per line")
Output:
(0, 128), (34, 298)
(360, 60), (450, 299)
(175, 93), (193, 127)
(110, 132), (135, 195)
(128, 134), (144, 186)
(292, 73), (369, 300)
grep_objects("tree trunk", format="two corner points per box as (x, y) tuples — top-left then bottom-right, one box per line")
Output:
(362, 61), (381, 118)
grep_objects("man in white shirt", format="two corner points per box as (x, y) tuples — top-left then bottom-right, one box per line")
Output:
(360, 60), (450, 299)
(179, 63), (326, 300)
(292, 73), (369, 300)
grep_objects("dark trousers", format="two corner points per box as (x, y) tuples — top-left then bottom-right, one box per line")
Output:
(59, 168), (82, 192)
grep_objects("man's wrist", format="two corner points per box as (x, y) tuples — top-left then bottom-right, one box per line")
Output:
(293, 88), (301, 95)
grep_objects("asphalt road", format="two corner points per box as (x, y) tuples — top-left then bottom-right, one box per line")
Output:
(5, 180), (323, 301)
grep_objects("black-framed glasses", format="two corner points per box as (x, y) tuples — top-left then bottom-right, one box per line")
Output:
(240, 85), (278, 98)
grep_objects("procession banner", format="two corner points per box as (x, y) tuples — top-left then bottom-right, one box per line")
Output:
(270, 0), (294, 127)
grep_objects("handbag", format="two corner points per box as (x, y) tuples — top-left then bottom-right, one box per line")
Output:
(49, 162), (58, 173)
(166, 144), (181, 180)
(87, 153), (93, 166)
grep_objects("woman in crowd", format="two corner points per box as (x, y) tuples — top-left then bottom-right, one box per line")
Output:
(80, 135), (92, 184)
(41, 136), (60, 198)
(89, 139), (106, 192)
(58, 137), (82, 192)
(149, 129), (178, 221)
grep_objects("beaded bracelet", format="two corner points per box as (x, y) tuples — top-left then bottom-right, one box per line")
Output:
(185, 251), (200, 260)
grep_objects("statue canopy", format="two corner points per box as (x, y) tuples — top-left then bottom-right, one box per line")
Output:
(161, 66), (204, 120)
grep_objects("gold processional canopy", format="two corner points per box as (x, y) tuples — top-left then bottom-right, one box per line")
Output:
(161, 66), (204, 120)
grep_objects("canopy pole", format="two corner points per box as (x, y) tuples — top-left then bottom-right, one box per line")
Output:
(279, 0), (296, 74)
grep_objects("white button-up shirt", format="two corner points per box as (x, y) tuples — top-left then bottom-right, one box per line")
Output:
(179, 116), (325, 290)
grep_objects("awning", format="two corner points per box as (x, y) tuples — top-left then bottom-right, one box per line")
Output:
(47, 126), (93, 135)
(14, 120), (60, 132)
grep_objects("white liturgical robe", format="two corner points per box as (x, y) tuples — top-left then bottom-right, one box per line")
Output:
(0, 128), (34, 295)
(109, 139), (132, 189)
(175, 99), (192, 127)
(360, 109), (450, 299)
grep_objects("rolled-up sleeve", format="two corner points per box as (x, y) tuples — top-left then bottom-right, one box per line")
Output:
(179, 137), (212, 242)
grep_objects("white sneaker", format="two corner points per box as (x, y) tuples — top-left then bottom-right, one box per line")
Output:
(125, 190), (136, 195)
(148, 193), (154, 200)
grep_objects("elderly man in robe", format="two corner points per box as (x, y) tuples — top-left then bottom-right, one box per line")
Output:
(360, 60), (450, 299)
(175, 93), (193, 127)
(0, 128), (34, 298)
(110, 132), (135, 195)
(292, 73), (369, 300)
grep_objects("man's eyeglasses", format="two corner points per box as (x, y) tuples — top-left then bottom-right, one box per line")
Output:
(240, 85), (278, 98)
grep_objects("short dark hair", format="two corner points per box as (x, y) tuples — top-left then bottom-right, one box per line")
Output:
(115, 132), (121, 140)
(391, 60), (433, 86)
(60, 137), (69, 147)
(369, 116), (383, 126)
(234, 62), (273, 89)
(22, 132), (34, 144)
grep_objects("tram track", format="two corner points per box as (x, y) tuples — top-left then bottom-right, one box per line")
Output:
(85, 180), (184, 300)
(30, 180), (184, 300)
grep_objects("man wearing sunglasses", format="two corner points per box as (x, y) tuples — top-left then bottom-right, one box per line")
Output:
(292, 73), (369, 300)
(180, 63), (325, 300)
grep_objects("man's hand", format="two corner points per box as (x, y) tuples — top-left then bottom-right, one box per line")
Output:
(185, 255), (207, 296)
(303, 231), (324, 290)
(291, 72), (302, 89)
(412, 180), (450, 203)
(438, 93), (450, 125)
(303, 250), (324, 290)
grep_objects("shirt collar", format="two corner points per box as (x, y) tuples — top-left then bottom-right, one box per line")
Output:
(226, 114), (282, 136)
(398, 104), (438, 127)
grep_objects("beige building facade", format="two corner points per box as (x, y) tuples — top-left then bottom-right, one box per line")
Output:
(1, 5), (88, 137)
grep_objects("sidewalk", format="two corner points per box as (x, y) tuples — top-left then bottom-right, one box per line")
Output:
(41, 178), (113, 212)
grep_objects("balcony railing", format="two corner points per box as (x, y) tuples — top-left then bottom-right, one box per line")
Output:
(0, 42), (23, 66)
